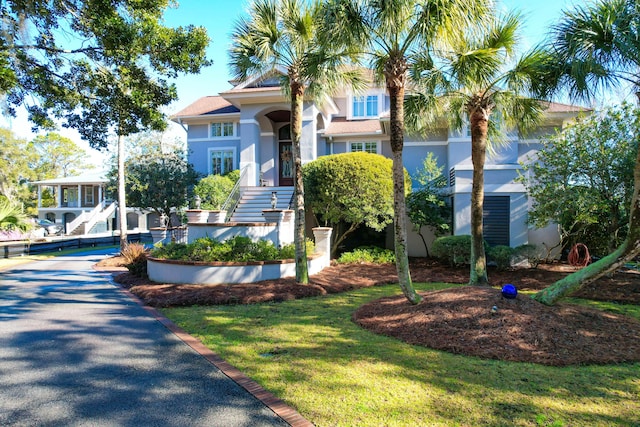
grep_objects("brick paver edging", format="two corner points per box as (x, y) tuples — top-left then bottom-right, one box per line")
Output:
(117, 284), (314, 427)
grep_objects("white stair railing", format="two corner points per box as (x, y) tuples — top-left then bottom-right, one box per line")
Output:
(65, 201), (112, 235)
(221, 166), (249, 222)
(66, 212), (90, 235)
(84, 201), (116, 233)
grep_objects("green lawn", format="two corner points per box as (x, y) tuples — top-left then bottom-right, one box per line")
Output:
(163, 282), (640, 427)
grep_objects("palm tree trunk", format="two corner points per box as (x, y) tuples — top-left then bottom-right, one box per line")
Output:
(117, 132), (128, 252)
(469, 107), (489, 285)
(290, 81), (309, 284)
(387, 77), (421, 305)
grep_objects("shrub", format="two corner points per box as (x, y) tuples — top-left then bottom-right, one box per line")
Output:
(149, 235), (311, 263)
(193, 171), (239, 210)
(121, 242), (148, 277)
(431, 235), (472, 267)
(513, 244), (542, 268)
(279, 239), (315, 260)
(488, 245), (515, 271)
(303, 152), (410, 257)
(336, 246), (395, 264)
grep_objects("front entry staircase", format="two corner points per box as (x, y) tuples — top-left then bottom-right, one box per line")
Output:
(66, 201), (117, 235)
(230, 186), (294, 223)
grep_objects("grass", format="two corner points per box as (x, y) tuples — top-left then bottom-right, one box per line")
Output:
(162, 282), (640, 427)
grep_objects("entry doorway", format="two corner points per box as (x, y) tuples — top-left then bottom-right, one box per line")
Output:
(278, 125), (293, 186)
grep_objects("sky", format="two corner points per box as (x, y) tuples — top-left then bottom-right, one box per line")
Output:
(163, 0), (581, 112)
(1, 0), (584, 168)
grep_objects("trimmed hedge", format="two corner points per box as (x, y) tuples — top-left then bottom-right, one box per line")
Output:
(336, 246), (395, 264)
(431, 235), (473, 266)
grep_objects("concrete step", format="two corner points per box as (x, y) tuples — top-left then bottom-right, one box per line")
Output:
(229, 186), (295, 222)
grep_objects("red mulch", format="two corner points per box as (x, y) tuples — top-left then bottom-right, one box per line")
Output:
(96, 256), (640, 366)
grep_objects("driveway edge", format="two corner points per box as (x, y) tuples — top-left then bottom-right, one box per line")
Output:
(116, 284), (314, 427)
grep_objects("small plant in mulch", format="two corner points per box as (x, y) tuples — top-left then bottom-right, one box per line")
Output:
(120, 242), (149, 278)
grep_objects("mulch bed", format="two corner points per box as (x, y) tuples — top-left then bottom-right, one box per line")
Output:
(97, 256), (640, 366)
(354, 286), (640, 366)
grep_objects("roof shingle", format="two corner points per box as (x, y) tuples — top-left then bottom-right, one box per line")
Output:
(172, 96), (239, 119)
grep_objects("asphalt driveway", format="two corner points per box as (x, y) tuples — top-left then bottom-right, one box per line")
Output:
(0, 249), (292, 426)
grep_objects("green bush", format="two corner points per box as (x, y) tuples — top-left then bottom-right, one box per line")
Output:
(488, 245), (514, 271)
(149, 235), (311, 263)
(194, 171), (239, 210)
(431, 235), (472, 266)
(513, 244), (542, 268)
(279, 239), (315, 259)
(303, 152), (410, 257)
(336, 246), (395, 264)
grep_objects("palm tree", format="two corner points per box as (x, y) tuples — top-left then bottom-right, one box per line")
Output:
(0, 197), (29, 231)
(229, 0), (362, 284)
(323, 0), (488, 302)
(407, 12), (545, 285)
(531, 0), (640, 305)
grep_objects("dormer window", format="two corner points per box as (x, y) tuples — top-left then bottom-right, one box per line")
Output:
(350, 92), (382, 119)
(211, 122), (234, 138)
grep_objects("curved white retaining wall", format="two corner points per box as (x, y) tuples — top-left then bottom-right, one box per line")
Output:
(147, 252), (330, 285)
(188, 222), (277, 243)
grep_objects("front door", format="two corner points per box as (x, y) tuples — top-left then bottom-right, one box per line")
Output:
(63, 187), (79, 207)
(278, 127), (294, 186)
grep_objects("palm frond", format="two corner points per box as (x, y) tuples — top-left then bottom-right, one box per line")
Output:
(546, 0), (640, 102)
(0, 197), (29, 231)
(483, 11), (521, 55)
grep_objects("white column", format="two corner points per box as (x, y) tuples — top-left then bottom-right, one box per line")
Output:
(77, 184), (82, 207)
(98, 185), (103, 205)
(37, 185), (42, 208)
(240, 118), (260, 186)
(57, 185), (62, 207)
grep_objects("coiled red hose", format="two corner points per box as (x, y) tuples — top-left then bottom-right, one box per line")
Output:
(568, 243), (591, 267)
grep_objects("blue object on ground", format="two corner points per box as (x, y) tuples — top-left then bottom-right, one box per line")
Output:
(501, 284), (518, 299)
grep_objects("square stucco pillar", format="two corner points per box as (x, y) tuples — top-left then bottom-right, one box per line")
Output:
(300, 104), (317, 164)
(312, 227), (332, 256)
(239, 119), (260, 186)
(262, 209), (294, 247)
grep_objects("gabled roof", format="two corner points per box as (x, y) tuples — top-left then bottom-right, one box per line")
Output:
(322, 117), (382, 137)
(318, 101), (590, 138)
(541, 101), (592, 113)
(172, 96), (240, 120)
(228, 66), (288, 90)
(33, 171), (108, 185)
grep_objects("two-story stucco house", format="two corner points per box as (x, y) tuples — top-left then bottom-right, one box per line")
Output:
(172, 70), (588, 256)
(33, 171), (164, 235)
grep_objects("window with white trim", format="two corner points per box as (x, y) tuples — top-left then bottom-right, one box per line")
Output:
(210, 122), (234, 138)
(352, 94), (380, 118)
(209, 149), (235, 175)
(349, 141), (379, 154)
(84, 185), (94, 205)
